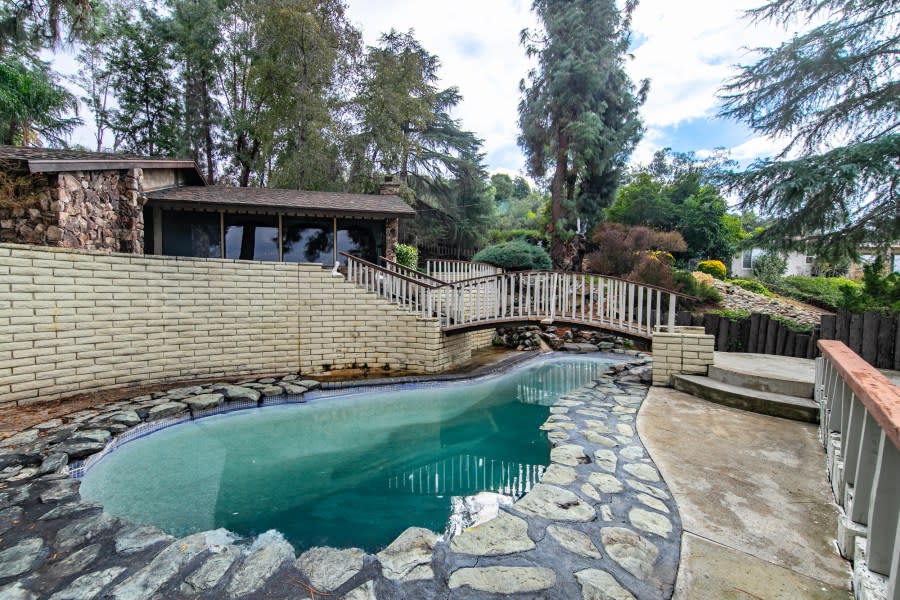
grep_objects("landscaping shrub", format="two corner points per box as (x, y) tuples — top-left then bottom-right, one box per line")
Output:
(473, 240), (552, 271)
(771, 275), (861, 311)
(627, 251), (675, 289)
(696, 259), (727, 280)
(487, 228), (547, 245)
(674, 270), (722, 307)
(837, 257), (900, 312)
(707, 308), (751, 321)
(395, 243), (418, 270)
(752, 252), (787, 283)
(588, 222), (686, 277)
(728, 277), (772, 296)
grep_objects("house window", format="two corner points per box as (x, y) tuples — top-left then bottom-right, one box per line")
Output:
(282, 217), (334, 265)
(893, 255), (900, 274)
(741, 250), (753, 269)
(224, 214), (279, 261)
(161, 210), (221, 258)
(336, 219), (385, 265)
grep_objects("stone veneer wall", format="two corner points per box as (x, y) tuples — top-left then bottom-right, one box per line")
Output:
(0, 243), (493, 407)
(651, 326), (715, 387)
(0, 168), (145, 254)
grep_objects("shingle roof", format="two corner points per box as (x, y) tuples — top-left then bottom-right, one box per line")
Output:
(0, 145), (203, 181)
(146, 185), (416, 218)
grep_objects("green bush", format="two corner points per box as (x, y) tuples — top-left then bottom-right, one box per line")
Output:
(395, 243), (418, 270)
(771, 315), (814, 334)
(837, 257), (900, 312)
(771, 275), (861, 311)
(673, 269), (723, 307)
(727, 278), (772, 296)
(487, 228), (548, 245)
(752, 252), (787, 283)
(697, 259), (727, 280)
(472, 240), (552, 271)
(707, 308), (751, 321)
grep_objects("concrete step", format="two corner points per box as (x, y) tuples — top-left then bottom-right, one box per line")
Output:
(707, 365), (814, 399)
(672, 374), (820, 423)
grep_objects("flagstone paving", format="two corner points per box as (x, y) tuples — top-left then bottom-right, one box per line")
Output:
(0, 356), (682, 599)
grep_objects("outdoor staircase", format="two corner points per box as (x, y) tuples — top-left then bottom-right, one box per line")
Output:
(672, 355), (819, 423)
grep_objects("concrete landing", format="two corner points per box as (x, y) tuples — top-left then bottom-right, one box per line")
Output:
(639, 387), (852, 599)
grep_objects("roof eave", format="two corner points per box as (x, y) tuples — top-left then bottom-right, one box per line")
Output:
(146, 197), (415, 219)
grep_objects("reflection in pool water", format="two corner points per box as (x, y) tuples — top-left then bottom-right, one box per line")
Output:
(79, 356), (613, 552)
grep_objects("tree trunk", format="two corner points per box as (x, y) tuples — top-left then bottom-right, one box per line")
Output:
(550, 129), (569, 268)
(201, 76), (215, 184)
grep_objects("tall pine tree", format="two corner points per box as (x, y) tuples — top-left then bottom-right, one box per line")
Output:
(518, 0), (647, 269)
(720, 0), (899, 259)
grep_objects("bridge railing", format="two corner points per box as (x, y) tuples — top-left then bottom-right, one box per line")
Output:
(816, 340), (900, 595)
(342, 253), (438, 318)
(425, 259), (501, 282)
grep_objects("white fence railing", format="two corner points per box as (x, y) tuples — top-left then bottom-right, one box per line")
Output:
(343, 254), (683, 336)
(816, 340), (900, 599)
(426, 259), (501, 282)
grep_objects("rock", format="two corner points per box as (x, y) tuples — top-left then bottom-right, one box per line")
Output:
(37, 453), (68, 476)
(0, 538), (47, 578)
(622, 463), (660, 482)
(628, 508), (673, 538)
(182, 393), (224, 412)
(39, 479), (79, 503)
(616, 424), (634, 437)
(0, 582), (38, 600)
(584, 432), (617, 447)
(449, 567), (556, 593)
(56, 512), (119, 552)
(588, 473), (623, 494)
(280, 383), (308, 395)
(376, 527), (438, 581)
(547, 525), (602, 559)
(581, 483), (602, 501)
(342, 580), (376, 600)
(593, 449), (618, 473)
(450, 512), (534, 556)
(541, 464), (577, 485)
(258, 385), (284, 397)
(513, 484), (596, 522)
(54, 441), (106, 460)
(48, 566), (127, 600)
(601, 527), (660, 580)
(43, 544), (101, 579)
(637, 493), (669, 514)
(110, 531), (214, 599)
(115, 524), (174, 555)
(0, 506), (23, 534)
(107, 411), (141, 427)
(181, 546), (239, 594)
(297, 379), (320, 390)
(218, 386), (261, 403)
(71, 429), (112, 444)
(34, 418), (64, 430)
(625, 479), (668, 500)
(146, 402), (188, 421)
(583, 420), (612, 434)
(547, 431), (570, 443)
(39, 501), (102, 521)
(551, 444), (590, 466)
(0, 430), (39, 448)
(619, 446), (644, 461)
(575, 568), (635, 600)
(563, 343), (599, 353)
(296, 546), (365, 593)
(226, 536), (295, 598)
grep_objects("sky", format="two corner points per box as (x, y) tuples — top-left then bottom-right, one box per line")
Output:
(62, 0), (797, 176)
(341, 0), (793, 175)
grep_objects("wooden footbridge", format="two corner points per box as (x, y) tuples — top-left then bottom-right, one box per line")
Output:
(341, 254), (689, 340)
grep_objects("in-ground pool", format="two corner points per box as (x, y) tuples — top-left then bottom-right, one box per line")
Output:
(79, 356), (614, 552)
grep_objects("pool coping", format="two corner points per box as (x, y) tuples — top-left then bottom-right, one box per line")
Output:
(0, 350), (679, 599)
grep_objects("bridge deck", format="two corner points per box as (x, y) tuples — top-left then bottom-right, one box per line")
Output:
(440, 315), (654, 339)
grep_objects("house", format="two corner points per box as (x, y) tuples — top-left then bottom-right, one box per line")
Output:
(0, 146), (414, 265)
(731, 246), (900, 279)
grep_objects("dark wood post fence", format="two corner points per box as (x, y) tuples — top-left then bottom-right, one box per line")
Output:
(674, 309), (900, 369)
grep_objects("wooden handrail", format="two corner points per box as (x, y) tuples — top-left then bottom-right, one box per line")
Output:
(378, 256), (447, 286)
(819, 339), (900, 449)
(339, 253), (439, 289)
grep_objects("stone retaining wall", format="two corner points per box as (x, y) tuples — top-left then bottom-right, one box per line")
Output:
(0, 243), (492, 407)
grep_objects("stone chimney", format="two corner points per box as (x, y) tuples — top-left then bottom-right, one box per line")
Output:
(379, 175), (401, 196)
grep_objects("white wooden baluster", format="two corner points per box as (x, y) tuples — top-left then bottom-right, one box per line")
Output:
(637, 286), (644, 334)
(667, 293), (676, 331)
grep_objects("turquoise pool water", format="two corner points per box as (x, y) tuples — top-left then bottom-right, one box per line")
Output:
(79, 356), (613, 552)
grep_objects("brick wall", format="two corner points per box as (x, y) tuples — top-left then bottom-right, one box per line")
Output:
(651, 326), (715, 387)
(0, 244), (493, 407)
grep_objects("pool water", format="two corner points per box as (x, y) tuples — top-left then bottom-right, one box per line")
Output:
(79, 356), (613, 552)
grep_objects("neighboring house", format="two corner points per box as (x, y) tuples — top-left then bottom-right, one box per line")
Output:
(0, 146), (413, 265)
(731, 246), (900, 279)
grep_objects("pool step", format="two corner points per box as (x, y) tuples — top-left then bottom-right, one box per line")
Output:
(707, 365), (814, 399)
(672, 374), (819, 423)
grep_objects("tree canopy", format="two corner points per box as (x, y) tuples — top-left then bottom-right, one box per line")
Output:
(720, 0), (899, 259)
(518, 0), (647, 269)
